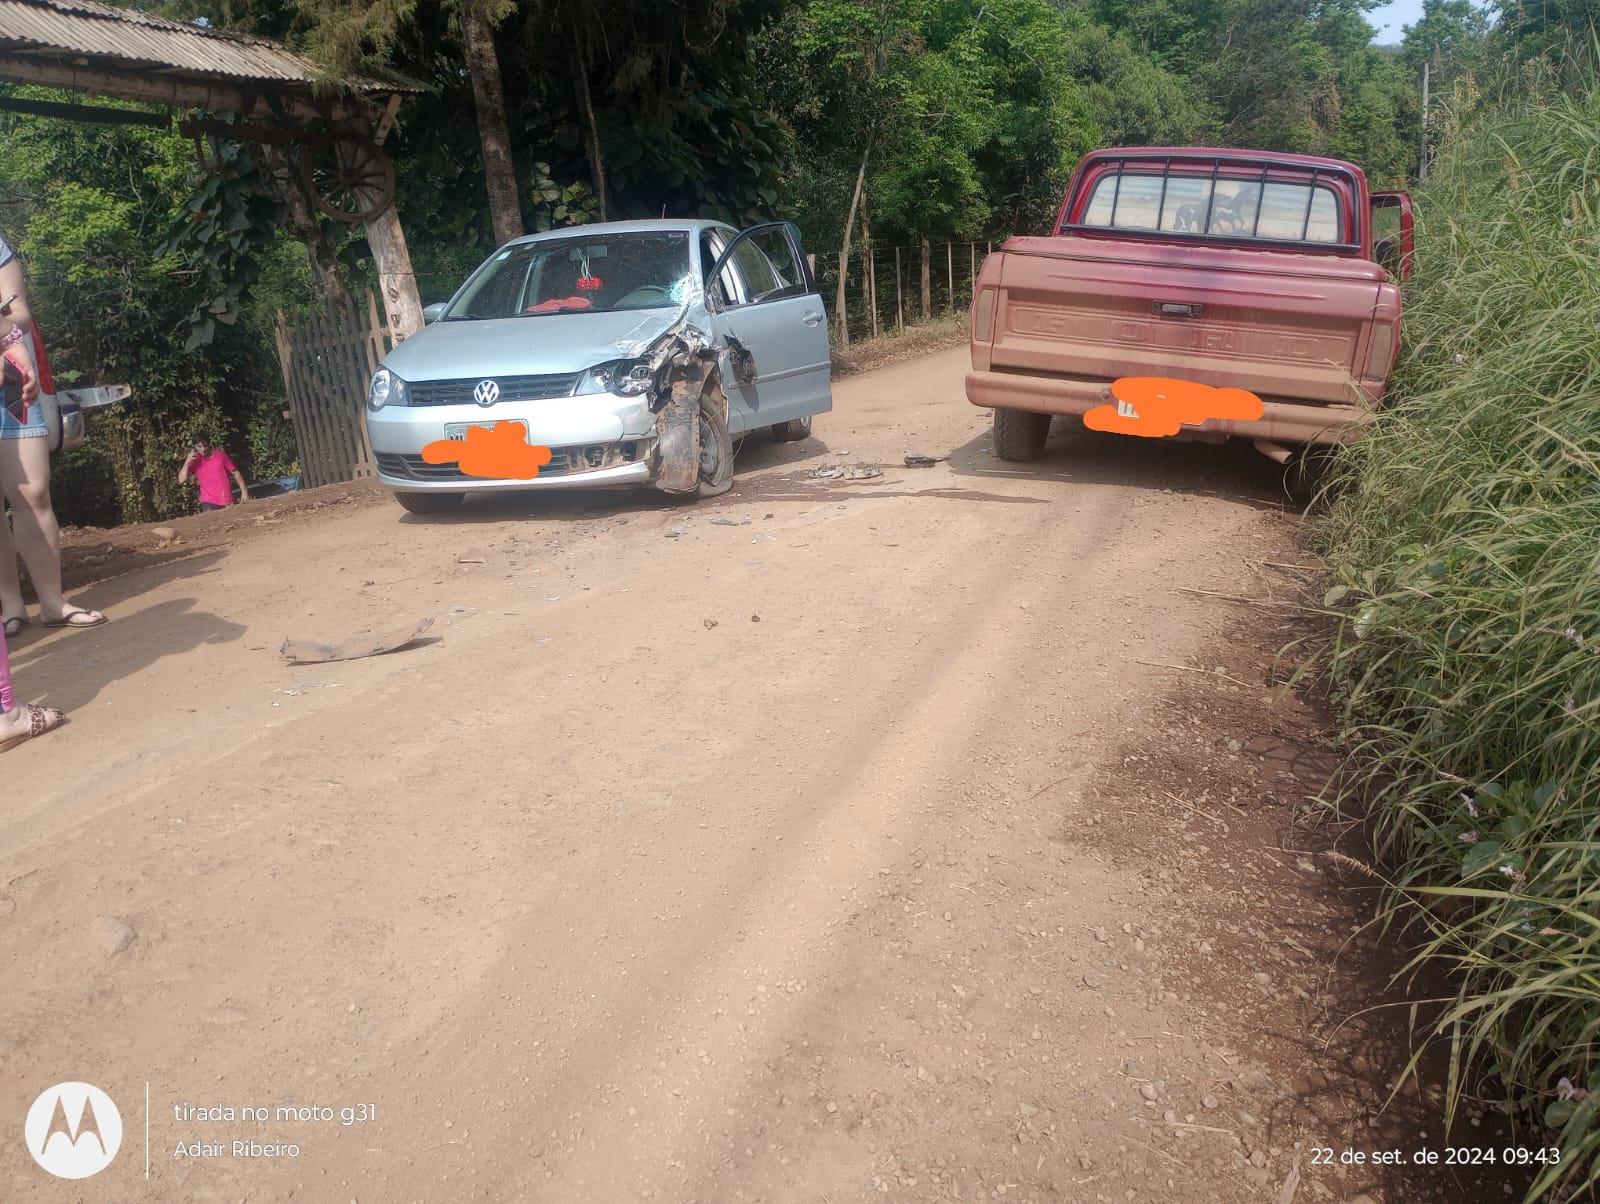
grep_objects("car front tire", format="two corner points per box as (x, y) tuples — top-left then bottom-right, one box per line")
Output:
(394, 491), (465, 514)
(697, 391), (735, 498)
(992, 407), (1051, 462)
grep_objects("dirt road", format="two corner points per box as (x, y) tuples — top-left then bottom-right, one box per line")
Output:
(1, 349), (1505, 1203)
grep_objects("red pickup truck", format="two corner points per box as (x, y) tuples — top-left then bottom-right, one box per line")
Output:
(966, 148), (1412, 466)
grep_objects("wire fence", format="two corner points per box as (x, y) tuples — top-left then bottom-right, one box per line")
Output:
(812, 240), (993, 347)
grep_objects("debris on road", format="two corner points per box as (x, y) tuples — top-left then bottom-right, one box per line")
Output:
(709, 517), (751, 526)
(703, 618), (719, 629)
(904, 453), (947, 467)
(279, 616), (433, 665)
(809, 463), (882, 482)
(275, 682), (341, 697)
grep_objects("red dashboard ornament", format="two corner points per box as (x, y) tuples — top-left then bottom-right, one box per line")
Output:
(577, 275), (603, 292)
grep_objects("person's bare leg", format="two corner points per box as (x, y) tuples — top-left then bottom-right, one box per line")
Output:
(0, 284), (33, 626)
(0, 433), (101, 624)
(0, 626), (29, 738)
(0, 626), (64, 745)
(0, 502), (24, 625)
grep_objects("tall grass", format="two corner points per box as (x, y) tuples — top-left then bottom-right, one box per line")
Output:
(1313, 79), (1600, 1199)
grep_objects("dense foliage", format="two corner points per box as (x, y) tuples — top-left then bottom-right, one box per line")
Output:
(0, 108), (294, 524)
(0, 0), (1490, 523)
(1315, 48), (1600, 1201)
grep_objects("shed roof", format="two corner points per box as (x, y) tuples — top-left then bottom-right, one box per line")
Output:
(0, 0), (421, 121)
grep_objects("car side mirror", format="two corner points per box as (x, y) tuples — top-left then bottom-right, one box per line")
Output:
(422, 302), (446, 324)
(1369, 192), (1414, 280)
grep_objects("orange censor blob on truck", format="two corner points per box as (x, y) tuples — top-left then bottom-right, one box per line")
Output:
(421, 422), (553, 480)
(1084, 377), (1265, 438)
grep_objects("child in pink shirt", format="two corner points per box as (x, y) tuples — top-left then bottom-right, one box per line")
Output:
(178, 435), (250, 511)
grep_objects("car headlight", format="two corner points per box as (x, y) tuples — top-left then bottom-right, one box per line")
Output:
(367, 371), (408, 410)
(575, 360), (656, 397)
(368, 368), (397, 411)
(616, 361), (656, 395)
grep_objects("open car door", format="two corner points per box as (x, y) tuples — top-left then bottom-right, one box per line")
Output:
(1370, 191), (1414, 280)
(704, 222), (832, 432)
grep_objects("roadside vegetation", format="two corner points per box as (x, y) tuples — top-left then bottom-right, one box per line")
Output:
(1314, 46), (1600, 1200)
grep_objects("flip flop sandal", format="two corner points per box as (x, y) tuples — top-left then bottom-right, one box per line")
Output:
(0, 704), (66, 753)
(42, 609), (107, 629)
(1, 615), (26, 638)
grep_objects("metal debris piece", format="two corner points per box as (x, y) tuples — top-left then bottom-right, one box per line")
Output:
(278, 617), (432, 665)
(809, 463), (882, 482)
(904, 454), (947, 467)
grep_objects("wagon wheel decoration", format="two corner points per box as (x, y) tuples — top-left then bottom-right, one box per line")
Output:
(300, 138), (396, 223)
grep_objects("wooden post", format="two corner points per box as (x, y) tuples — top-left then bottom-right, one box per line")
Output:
(920, 238), (932, 320)
(832, 255), (849, 349)
(1419, 59), (1431, 180)
(867, 243), (879, 339)
(894, 246), (903, 331)
(364, 201), (424, 340)
(969, 242), (976, 303)
(861, 242), (872, 344)
(947, 243), (954, 310)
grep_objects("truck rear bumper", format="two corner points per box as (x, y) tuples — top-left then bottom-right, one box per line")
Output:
(965, 370), (1372, 446)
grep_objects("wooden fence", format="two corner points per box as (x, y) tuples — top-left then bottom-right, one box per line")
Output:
(273, 292), (390, 487)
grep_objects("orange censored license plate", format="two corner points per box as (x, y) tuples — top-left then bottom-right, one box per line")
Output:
(1087, 377), (1265, 438)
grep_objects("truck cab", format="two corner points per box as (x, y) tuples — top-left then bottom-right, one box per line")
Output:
(966, 147), (1412, 464)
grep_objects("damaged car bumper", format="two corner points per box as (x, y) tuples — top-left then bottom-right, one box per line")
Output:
(367, 389), (659, 492)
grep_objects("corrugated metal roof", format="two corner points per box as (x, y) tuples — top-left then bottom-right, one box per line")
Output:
(0, 0), (420, 94)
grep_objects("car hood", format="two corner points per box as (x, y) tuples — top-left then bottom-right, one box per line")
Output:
(383, 308), (687, 381)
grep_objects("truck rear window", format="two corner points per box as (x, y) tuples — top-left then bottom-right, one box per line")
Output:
(1076, 171), (1343, 244)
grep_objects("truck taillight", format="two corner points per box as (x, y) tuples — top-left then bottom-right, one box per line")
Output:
(972, 287), (997, 344)
(1364, 325), (1395, 381)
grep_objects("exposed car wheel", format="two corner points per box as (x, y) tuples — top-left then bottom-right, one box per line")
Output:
(992, 407), (1051, 462)
(770, 414), (811, 442)
(394, 491), (465, 514)
(697, 391), (735, 498)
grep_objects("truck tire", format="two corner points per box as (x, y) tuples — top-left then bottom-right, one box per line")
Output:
(394, 491), (464, 514)
(770, 415), (811, 442)
(1284, 445), (1342, 507)
(992, 408), (1051, 462)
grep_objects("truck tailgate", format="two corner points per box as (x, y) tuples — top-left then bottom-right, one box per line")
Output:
(988, 236), (1391, 405)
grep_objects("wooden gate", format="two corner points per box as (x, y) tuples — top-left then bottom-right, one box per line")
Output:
(273, 293), (390, 487)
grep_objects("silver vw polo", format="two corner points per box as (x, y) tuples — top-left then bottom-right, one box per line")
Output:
(364, 219), (832, 513)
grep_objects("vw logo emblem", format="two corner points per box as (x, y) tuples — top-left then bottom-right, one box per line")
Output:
(473, 379), (500, 407)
